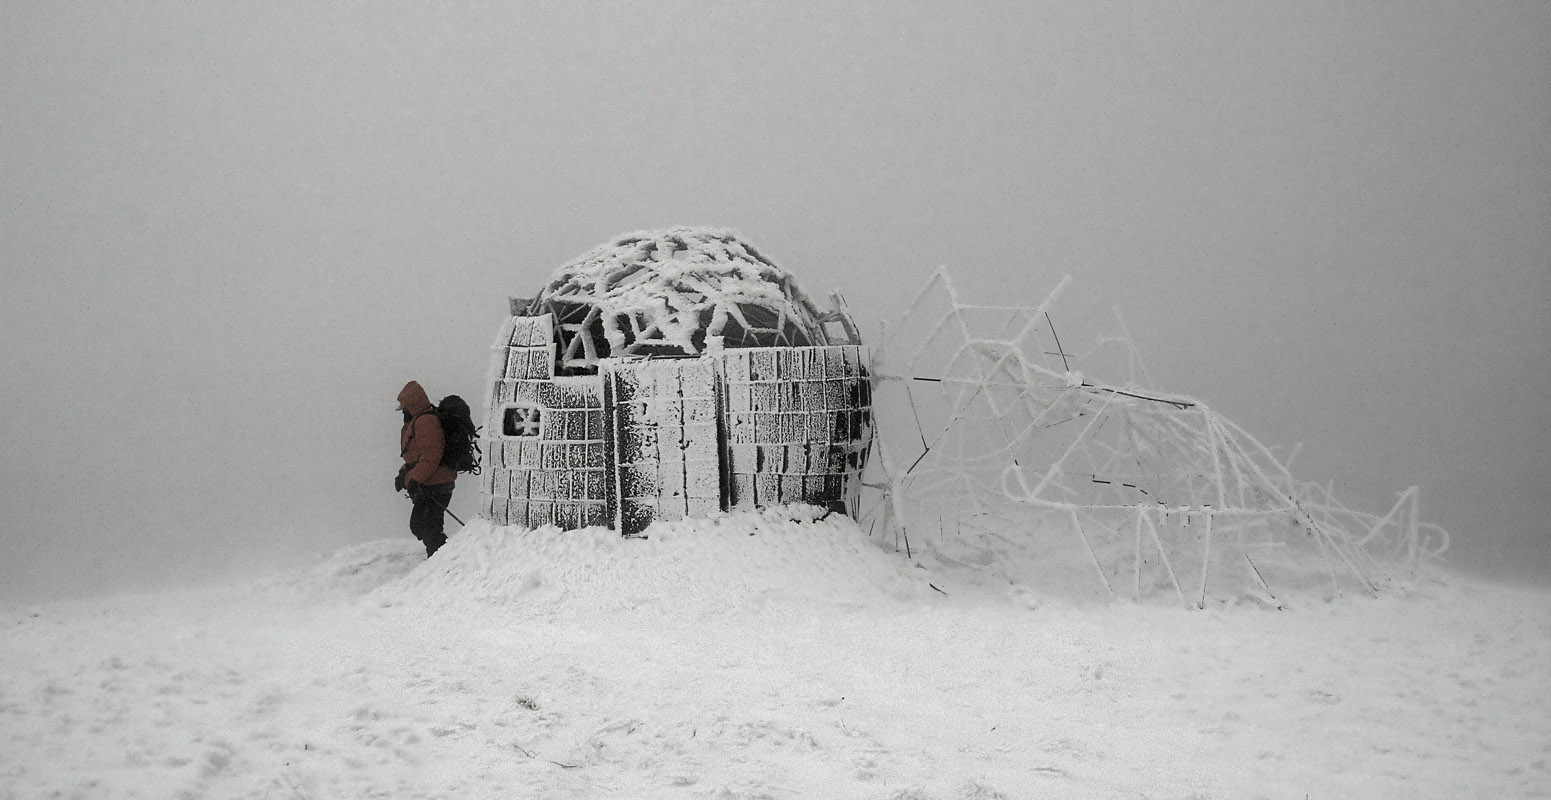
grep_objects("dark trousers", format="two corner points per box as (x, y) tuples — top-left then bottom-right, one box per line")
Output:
(409, 483), (455, 557)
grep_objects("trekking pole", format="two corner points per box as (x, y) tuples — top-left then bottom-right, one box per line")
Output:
(432, 493), (465, 526)
(404, 489), (465, 526)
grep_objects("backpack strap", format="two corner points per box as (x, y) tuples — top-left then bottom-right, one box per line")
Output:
(400, 408), (434, 457)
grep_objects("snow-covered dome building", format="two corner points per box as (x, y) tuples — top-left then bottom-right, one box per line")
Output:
(528, 228), (854, 372)
(480, 228), (872, 535)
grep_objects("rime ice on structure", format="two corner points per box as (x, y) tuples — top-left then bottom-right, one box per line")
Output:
(480, 227), (872, 535)
(864, 269), (1450, 607)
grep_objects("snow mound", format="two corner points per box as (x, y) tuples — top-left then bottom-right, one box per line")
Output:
(262, 538), (427, 602)
(376, 506), (934, 614)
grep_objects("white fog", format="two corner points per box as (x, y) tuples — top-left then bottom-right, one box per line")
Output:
(1, 3), (1547, 797)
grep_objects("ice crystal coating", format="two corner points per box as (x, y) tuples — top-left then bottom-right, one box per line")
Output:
(863, 268), (1449, 607)
(529, 227), (842, 373)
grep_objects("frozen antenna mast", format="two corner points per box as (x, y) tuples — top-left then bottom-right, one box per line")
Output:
(863, 269), (1448, 607)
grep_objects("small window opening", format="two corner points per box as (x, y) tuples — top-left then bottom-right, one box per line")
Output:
(504, 405), (542, 437)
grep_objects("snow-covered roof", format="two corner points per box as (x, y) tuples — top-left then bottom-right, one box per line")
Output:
(531, 227), (850, 372)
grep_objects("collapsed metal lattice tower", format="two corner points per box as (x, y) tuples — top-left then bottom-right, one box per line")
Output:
(862, 269), (1449, 607)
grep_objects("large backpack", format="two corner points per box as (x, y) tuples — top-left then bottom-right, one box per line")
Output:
(435, 395), (482, 475)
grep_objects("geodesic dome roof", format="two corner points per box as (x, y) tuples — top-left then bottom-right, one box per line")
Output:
(528, 227), (854, 373)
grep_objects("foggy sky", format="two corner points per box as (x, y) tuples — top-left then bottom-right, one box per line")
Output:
(2, 2), (1547, 601)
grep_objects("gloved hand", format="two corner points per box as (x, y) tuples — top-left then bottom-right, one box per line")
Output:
(405, 478), (424, 500)
(394, 464), (410, 493)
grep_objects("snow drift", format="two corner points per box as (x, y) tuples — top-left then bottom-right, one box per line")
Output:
(380, 506), (934, 614)
(4, 513), (1549, 799)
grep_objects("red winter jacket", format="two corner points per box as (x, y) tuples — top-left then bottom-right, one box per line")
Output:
(398, 381), (457, 487)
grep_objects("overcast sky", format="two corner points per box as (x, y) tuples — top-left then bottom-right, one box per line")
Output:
(2, 2), (1546, 601)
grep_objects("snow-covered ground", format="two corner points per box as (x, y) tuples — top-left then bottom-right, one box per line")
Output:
(3, 509), (1547, 799)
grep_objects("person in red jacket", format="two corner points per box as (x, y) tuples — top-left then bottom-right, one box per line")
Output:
(396, 380), (457, 557)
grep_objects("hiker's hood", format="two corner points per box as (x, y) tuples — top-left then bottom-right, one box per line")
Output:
(397, 381), (433, 416)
